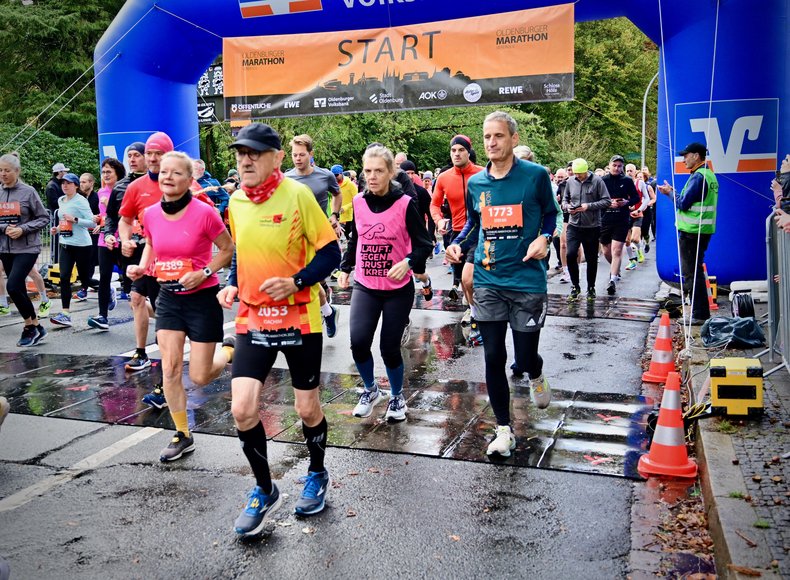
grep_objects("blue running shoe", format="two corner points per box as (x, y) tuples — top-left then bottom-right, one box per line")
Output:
(108, 287), (117, 311)
(50, 312), (72, 327)
(142, 385), (167, 409)
(119, 290), (130, 302)
(74, 288), (88, 302)
(234, 484), (282, 537)
(16, 325), (40, 347)
(31, 325), (47, 346)
(294, 471), (330, 516)
(88, 315), (109, 330)
(323, 306), (339, 338)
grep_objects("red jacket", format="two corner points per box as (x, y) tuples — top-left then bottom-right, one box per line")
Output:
(430, 163), (484, 232)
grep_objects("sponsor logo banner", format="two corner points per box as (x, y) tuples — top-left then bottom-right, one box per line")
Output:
(223, 4), (574, 119)
(674, 99), (779, 174)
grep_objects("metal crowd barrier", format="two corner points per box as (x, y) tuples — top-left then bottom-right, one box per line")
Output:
(763, 214), (788, 376)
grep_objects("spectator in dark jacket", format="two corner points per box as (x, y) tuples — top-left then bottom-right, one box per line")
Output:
(45, 162), (68, 263)
(193, 159), (229, 217)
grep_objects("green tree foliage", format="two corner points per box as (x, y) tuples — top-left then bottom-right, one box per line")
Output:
(0, 123), (99, 195)
(0, 0), (124, 147)
(202, 106), (548, 178)
(522, 17), (659, 170)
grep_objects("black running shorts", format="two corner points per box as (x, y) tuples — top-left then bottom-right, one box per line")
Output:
(232, 332), (323, 390)
(155, 285), (223, 343)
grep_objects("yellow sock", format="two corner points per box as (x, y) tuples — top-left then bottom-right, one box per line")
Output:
(171, 410), (190, 437)
(221, 345), (234, 364)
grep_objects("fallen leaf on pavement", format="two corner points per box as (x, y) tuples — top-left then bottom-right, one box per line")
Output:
(726, 564), (762, 576)
(54, 369), (75, 374)
(347, 471), (359, 476)
(302, 526), (315, 535)
(449, 535), (460, 542)
(368, 467), (380, 473)
(346, 509), (357, 518)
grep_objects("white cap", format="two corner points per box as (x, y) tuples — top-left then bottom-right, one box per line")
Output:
(52, 162), (69, 172)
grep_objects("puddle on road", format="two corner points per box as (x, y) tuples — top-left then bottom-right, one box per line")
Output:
(2, 352), (655, 479)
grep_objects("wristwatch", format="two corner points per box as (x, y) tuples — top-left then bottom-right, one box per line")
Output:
(541, 233), (552, 242)
(202, 266), (212, 277)
(292, 274), (306, 291)
(331, 211), (340, 220)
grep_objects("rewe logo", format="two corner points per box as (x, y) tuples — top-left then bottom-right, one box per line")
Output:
(674, 99), (778, 174)
(239, 0), (322, 18)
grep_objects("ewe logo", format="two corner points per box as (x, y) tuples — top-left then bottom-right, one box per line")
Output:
(674, 99), (778, 174)
(239, 0), (322, 18)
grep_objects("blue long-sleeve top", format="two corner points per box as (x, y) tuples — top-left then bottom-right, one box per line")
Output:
(677, 168), (710, 211)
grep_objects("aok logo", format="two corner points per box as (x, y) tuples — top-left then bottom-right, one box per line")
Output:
(674, 99), (778, 174)
(239, 0), (322, 18)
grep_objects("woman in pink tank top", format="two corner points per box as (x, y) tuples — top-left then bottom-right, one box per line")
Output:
(337, 145), (433, 424)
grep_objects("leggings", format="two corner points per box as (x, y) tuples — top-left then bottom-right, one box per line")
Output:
(97, 246), (117, 317)
(349, 282), (414, 370)
(641, 207), (653, 242)
(478, 320), (543, 426)
(565, 225), (601, 290)
(59, 244), (93, 310)
(0, 252), (39, 321)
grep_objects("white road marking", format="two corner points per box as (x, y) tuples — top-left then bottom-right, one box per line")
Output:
(0, 427), (161, 513)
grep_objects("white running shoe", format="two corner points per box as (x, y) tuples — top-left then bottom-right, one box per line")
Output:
(400, 319), (412, 347)
(530, 374), (552, 409)
(460, 308), (472, 326)
(385, 395), (407, 423)
(353, 386), (382, 418)
(486, 425), (516, 457)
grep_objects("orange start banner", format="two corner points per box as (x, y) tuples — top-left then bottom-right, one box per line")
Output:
(223, 4), (574, 120)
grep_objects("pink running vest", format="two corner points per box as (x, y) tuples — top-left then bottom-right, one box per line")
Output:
(352, 193), (413, 291)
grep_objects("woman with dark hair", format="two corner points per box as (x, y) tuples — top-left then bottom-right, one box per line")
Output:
(88, 157), (126, 330)
(0, 152), (50, 346)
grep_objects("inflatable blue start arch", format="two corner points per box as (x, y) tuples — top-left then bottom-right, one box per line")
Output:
(95, 0), (787, 285)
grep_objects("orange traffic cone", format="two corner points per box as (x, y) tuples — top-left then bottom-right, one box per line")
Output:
(702, 264), (718, 312)
(642, 312), (675, 383)
(638, 372), (698, 478)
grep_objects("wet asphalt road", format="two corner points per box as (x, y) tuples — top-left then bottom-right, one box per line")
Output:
(0, 250), (661, 579)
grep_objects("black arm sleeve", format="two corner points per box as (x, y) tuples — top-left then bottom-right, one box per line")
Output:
(292, 241), (341, 287)
(103, 180), (126, 236)
(339, 216), (357, 273)
(227, 250), (238, 287)
(405, 198), (435, 275)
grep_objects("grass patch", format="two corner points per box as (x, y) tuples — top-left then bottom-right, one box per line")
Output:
(753, 519), (772, 529)
(728, 491), (745, 499)
(716, 419), (739, 434)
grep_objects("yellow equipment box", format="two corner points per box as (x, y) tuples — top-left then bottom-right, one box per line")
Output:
(709, 275), (717, 300)
(709, 357), (763, 418)
(46, 264), (78, 285)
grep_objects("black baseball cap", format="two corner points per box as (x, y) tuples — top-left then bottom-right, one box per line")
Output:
(230, 123), (282, 152)
(678, 142), (707, 157)
(610, 154), (626, 164)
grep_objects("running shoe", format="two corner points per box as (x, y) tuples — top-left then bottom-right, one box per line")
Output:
(323, 305), (339, 338)
(644, 242), (650, 253)
(625, 259), (637, 271)
(0, 305), (10, 316)
(87, 315), (109, 330)
(400, 318), (412, 347)
(587, 288), (596, 302)
(108, 287), (117, 311)
(460, 308), (472, 326)
(32, 325), (47, 345)
(385, 394), (407, 423)
(568, 286), (581, 303)
(486, 425), (516, 457)
(159, 431), (195, 462)
(530, 374), (552, 409)
(510, 362), (525, 378)
(142, 384), (166, 409)
(234, 484), (282, 537)
(637, 247), (645, 263)
(294, 470), (330, 516)
(607, 280), (617, 296)
(554, 264), (563, 272)
(420, 277), (433, 301)
(119, 290), (130, 301)
(37, 300), (51, 317)
(16, 325), (39, 347)
(125, 352), (151, 372)
(558, 274), (570, 284)
(448, 285), (459, 301)
(353, 385), (382, 418)
(467, 319), (483, 347)
(50, 312), (72, 327)
(73, 288), (88, 302)
(0, 396), (9, 432)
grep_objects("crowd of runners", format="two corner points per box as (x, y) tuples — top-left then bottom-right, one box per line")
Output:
(0, 110), (671, 537)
